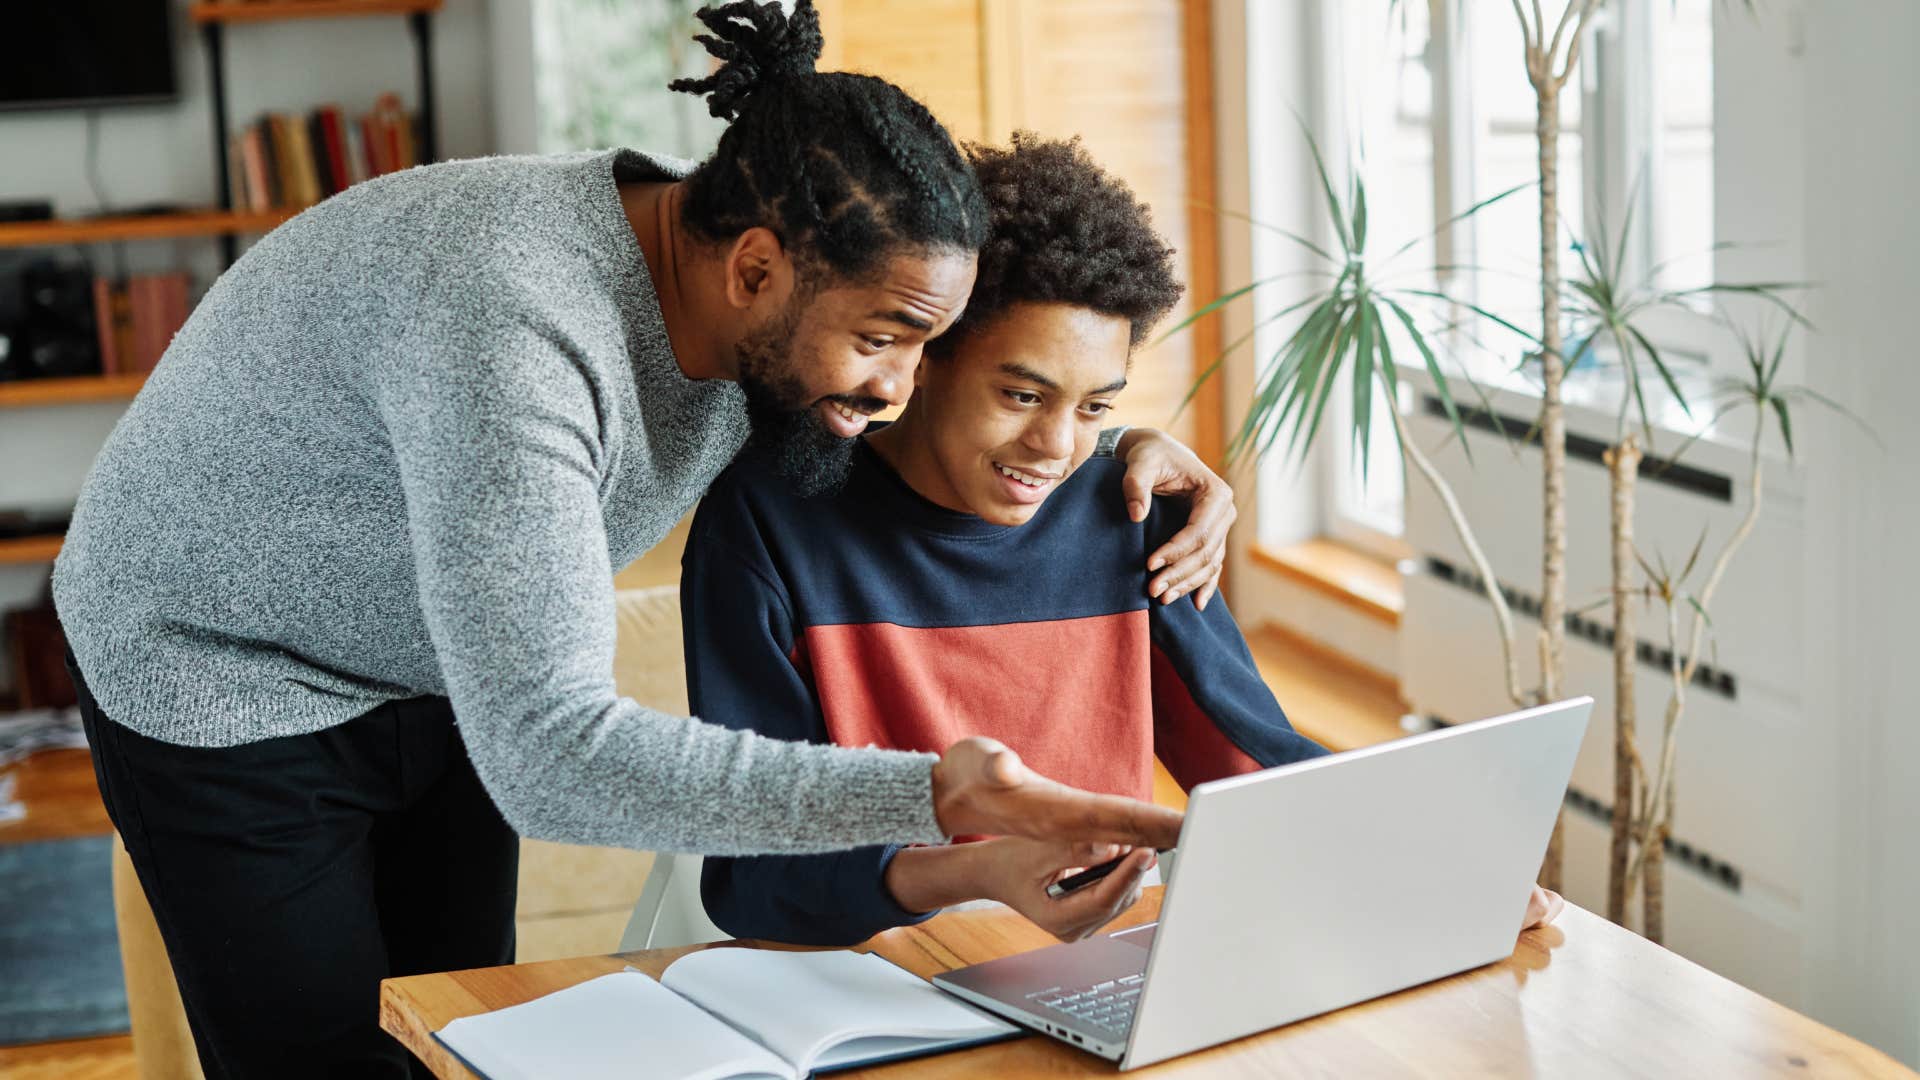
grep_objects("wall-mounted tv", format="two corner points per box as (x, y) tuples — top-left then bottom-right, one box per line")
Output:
(0, 2), (178, 113)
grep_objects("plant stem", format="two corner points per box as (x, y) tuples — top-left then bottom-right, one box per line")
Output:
(1391, 406), (1527, 706)
(1534, 78), (1569, 711)
(1641, 597), (1684, 944)
(1644, 797), (1669, 943)
(1604, 435), (1642, 924)
(1532, 76), (1570, 893)
(1627, 431), (1766, 894)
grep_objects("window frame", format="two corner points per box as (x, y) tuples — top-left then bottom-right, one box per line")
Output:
(1266, 0), (1724, 557)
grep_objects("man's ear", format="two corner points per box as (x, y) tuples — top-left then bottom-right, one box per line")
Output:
(723, 227), (793, 312)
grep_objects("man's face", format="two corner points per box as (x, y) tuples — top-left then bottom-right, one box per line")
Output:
(911, 301), (1132, 526)
(736, 249), (976, 495)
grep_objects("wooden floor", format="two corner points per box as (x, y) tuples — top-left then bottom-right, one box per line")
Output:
(0, 1034), (137, 1080)
(1, 748), (114, 844)
(1245, 623), (1409, 753)
(0, 628), (1403, 1074)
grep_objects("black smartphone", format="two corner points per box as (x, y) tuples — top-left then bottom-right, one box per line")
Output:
(1044, 849), (1165, 899)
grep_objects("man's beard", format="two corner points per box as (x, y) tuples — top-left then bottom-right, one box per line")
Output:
(734, 305), (877, 498)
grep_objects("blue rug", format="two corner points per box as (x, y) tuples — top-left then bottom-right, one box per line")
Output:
(0, 835), (128, 1045)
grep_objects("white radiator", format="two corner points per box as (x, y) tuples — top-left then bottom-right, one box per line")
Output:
(1397, 374), (1809, 1008)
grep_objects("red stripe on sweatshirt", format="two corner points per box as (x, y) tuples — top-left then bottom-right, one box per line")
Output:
(1149, 642), (1264, 791)
(800, 612), (1155, 802)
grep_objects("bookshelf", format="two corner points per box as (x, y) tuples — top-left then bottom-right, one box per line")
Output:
(0, 535), (63, 566)
(0, 209), (295, 250)
(199, 0), (442, 264)
(0, 375), (147, 410)
(0, 1), (440, 408)
(0, 6), (444, 571)
(1, 6), (437, 258)
(190, 1), (444, 24)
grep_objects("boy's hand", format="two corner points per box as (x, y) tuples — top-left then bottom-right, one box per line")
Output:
(1114, 428), (1234, 610)
(979, 839), (1156, 942)
(932, 737), (1183, 850)
(1522, 884), (1565, 931)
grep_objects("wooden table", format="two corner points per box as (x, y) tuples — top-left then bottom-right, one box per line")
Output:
(382, 888), (1912, 1078)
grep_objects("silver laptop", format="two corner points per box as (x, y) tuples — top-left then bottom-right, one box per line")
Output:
(933, 697), (1592, 1070)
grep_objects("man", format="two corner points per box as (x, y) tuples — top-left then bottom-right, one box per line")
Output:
(50, 4), (1222, 1076)
(685, 134), (1565, 947)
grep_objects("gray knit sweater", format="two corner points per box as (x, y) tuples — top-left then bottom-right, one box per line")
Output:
(52, 149), (946, 855)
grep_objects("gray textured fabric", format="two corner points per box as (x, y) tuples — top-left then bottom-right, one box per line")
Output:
(52, 149), (946, 855)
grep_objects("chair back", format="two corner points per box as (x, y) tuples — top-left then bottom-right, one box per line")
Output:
(618, 852), (729, 951)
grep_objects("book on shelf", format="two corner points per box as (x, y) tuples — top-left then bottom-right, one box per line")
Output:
(91, 277), (129, 376)
(287, 112), (323, 206)
(227, 98), (421, 215)
(226, 135), (247, 216)
(239, 125), (274, 213)
(92, 273), (190, 376)
(315, 106), (353, 194)
(434, 950), (1018, 1080)
(265, 114), (303, 208)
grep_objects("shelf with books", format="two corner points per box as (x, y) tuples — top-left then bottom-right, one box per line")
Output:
(0, 374), (148, 411)
(0, 209), (296, 250)
(0, 534), (64, 566)
(230, 97), (422, 216)
(197, 0), (438, 263)
(190, 0), (444, 24)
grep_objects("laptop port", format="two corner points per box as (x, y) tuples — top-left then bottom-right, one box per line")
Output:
(1070, 1034), (1084, 1044)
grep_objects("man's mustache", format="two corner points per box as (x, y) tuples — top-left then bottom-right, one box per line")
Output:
(821, 394), (889, 416)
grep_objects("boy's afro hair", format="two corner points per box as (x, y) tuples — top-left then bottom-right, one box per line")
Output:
(929, 132), (1183, 356)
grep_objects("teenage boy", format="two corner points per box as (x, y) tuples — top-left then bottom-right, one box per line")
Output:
(681, 135), (1329, 947)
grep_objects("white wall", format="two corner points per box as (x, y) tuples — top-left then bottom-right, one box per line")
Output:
(487, 0), (539, 155)
(1786, 1), (1920, 1065)
(0, 0), (494, 692)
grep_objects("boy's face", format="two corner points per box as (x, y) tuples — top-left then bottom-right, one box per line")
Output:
(911, 301), (1131, 526)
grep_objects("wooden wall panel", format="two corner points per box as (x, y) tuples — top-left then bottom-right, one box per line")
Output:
(815, 0), (986, 143)
(984, 0), (1200, 447)
(816, 0), (1214, 451)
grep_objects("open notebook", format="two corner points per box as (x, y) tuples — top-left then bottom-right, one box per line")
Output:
(434, 949), (1019, 1080)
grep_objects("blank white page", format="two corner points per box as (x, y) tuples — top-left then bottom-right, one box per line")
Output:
(435, 970), (793, 1080)
(661, 949), (1015, 1072)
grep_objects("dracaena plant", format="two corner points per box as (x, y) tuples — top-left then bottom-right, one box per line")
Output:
(1618, 317), (1871, 942)
(1169, 126), (1541, 710)
(1555, 192), (1807, 936)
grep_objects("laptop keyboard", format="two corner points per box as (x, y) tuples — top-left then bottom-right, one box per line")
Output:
(1028, 973), (1146, 1035)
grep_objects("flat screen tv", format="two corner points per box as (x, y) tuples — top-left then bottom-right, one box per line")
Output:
(0, 2), (178, 112)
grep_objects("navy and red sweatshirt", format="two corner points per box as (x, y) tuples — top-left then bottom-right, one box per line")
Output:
(681, 435), (1327, 946)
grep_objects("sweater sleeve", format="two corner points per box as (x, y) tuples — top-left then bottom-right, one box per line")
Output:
(683, 520), (938, 946)
(370, 313), (947, 855)
(1144, 503), (1329, 790)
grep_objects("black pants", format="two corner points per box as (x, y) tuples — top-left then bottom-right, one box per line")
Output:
(71, 656), (519, 1079)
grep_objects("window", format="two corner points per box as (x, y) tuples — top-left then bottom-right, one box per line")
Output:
(1647, 0), (1716, 296)
(1316, 0), (1437, 557)
(1249, 0), (1717, 549)
(531, 0), (723, 158)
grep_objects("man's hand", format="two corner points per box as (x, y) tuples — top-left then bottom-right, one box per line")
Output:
(1522, 885), (1565, 931)
(1115, 428), (1235, 610)
(931, 737), (1183, 850)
